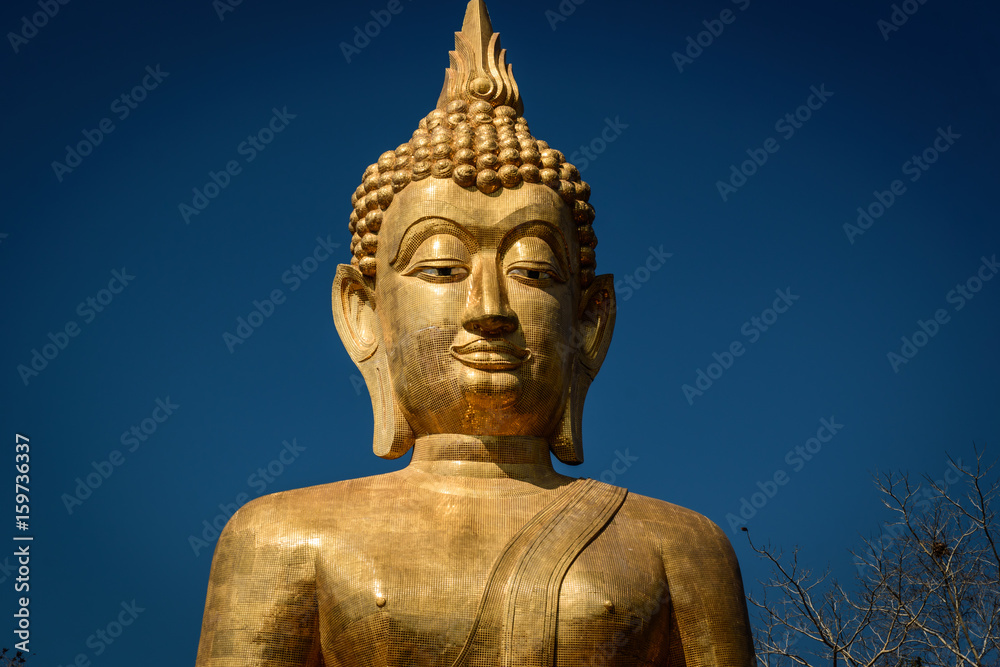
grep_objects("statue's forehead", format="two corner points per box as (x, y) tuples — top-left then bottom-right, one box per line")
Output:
(380, 179), (574, 253)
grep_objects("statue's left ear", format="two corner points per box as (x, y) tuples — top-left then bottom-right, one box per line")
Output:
(574, 273), (616, 374)
(550, 274), (617, 465)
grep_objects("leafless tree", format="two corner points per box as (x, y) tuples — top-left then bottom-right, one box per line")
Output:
(744, 446), (999, 667)
(0, 648), (27, 667)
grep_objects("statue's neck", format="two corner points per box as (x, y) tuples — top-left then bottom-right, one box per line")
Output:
(407, 434), (557, 481)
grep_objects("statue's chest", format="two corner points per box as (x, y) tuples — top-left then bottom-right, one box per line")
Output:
(315, 501), (670, 666)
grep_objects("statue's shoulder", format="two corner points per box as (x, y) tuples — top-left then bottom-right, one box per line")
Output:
(617, 491), (737, 558)
(613, 490), (754, 661)
(218, 472), (394, 545)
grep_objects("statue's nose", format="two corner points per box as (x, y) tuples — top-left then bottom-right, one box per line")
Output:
(462, 258), (517, 336)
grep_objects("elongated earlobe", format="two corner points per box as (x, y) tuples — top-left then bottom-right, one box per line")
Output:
(331, 265), (415, 459)
(550, 274), (616, 465)
(365, 349), (415, 459)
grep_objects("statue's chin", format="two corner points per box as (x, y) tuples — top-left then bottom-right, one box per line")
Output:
(460, 368), (521, 410)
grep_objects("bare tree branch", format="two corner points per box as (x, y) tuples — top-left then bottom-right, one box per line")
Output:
(746, 447), (999, 667)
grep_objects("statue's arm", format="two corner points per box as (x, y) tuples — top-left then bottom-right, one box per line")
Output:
(661, 512), (756, 667)
(195, 495), (322, 667)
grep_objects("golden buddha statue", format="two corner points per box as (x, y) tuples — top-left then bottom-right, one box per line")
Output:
(195, 2), (755, 665)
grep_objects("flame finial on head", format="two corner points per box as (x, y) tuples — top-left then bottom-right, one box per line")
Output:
(437, 0), (522, 115)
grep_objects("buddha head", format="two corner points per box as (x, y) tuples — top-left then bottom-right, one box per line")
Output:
(331, 0), (616, 464)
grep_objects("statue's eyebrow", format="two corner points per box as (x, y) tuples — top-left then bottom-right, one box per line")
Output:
(498, 220), (571, 279)
(495, 202), (573, 274)
(390, 217), (478, 270)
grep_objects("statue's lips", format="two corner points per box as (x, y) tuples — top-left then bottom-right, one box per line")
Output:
(450, 339), (532, 371)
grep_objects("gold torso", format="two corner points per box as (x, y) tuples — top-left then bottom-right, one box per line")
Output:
(197, 443), (754, 667)
(315, 471), (671, 666)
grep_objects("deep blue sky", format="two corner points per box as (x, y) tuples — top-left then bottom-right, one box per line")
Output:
(2, 0), (998, 663)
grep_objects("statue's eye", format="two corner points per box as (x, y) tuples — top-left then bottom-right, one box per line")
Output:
(508, 267), (561, 283)
(408, 264), (470, 282)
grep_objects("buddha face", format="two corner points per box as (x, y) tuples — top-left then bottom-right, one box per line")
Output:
(374, 177), (580, 437)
